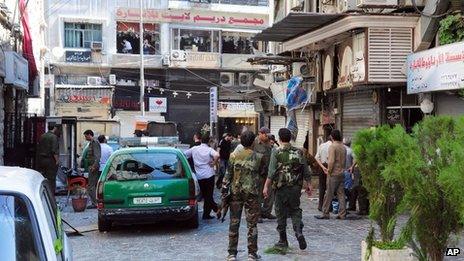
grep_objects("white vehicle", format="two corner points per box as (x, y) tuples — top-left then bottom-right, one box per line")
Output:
(0, 167), (73, 261)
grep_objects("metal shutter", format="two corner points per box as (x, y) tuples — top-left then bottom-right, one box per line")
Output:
(294, 109), (311, 148)
(342, 91), (375, 140)
(270, 116), (286, 137)
(368, 27), (412, 82)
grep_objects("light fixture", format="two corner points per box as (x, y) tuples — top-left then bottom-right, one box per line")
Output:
(172, 91), (178, 97)
(186, 92), (192, 99)
(388, 88), (391, 92)
(159, 88), (164, 94)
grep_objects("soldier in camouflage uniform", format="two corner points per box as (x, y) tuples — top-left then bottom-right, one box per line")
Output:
(254, 127), (276, 221)
(83, 130), (101, 208)
(263, 128), (312, 250)
(224, 131), (262, 261)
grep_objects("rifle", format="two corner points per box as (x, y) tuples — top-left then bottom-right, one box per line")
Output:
(219, 182), (232, 223)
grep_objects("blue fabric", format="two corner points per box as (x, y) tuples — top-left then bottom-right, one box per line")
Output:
(344, 171), (353, 189)
(285, 77), (307, 111)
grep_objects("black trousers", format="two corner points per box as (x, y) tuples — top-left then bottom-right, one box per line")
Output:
(349, 184), (369, 213)
(198, 176), (218, 217)
(318, 163), (328, 210)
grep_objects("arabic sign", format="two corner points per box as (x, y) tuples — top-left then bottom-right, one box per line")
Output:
(218, 102), (257, 117)
(210, 87), (218, 123)
(65, 51), (91, 63)
(148, 97), (167, 113)
(407, 41), (464, 94)
(115, 8), (268, 29)
(5, 51), (28, 90)
(55, 87), (113, 104)
(170, 52), (221, 68)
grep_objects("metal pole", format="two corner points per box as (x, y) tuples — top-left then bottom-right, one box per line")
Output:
(139, 0), (145, 116)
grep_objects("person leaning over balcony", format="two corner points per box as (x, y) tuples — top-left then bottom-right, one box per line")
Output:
(315, 129), (347, 220)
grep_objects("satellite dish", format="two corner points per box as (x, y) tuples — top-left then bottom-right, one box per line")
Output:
(420, 98), (434, 114)
(52, 47), (65, 58)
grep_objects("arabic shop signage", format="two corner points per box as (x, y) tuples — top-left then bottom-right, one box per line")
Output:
(171, 52), (221, 69)
(407, 41), (464, 94)
(65, 51), (92, 63)
(55, 87), (113, 104)
(115, 8), (268, 29)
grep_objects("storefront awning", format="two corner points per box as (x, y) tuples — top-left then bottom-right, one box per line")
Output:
(254, 12), (345, 42)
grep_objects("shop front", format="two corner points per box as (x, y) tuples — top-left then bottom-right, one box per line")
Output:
(218, 102), (258, 136)
(341, 90), (379, 140)
(55, 85), (113, 119)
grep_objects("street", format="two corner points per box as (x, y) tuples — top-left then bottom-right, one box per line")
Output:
(60, 193), (372, 261)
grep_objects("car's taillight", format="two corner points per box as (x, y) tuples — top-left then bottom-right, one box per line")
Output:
(188, 199), (197, 206)
(96, 180), (104, 209)
(188, 178), (196, 199)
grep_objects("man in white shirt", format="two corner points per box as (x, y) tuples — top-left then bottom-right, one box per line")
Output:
(315, 136), (332, 211)
(184, 133), (220, 220)
(98, 135), (114, 173)
(122, 39), (133, 54)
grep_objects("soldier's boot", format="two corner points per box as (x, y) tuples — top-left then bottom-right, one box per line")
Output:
(274, 231), (289, 249)
(295, 230), (307, 250)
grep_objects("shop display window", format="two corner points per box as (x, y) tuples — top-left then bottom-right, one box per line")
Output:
(221, 32), (258, 54)
(116, 22), (160, 55)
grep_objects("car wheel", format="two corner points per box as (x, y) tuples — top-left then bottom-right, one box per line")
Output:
(98, 216), (112, 232)
(185, 207), (199, 229)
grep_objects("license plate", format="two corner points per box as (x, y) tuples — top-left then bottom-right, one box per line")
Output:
(133, 197), (162, 205)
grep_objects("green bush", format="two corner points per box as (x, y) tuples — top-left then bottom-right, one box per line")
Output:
(388, 116), (464, 261)
(438, 14), (464, 45)
(353, 125), (408, 243)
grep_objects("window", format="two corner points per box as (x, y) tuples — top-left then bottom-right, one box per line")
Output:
(221, 32), (258, 54)
(116, 22), (160, 54)
(64, 22), (102, 48)
(40, 186), (63, 261)
(107, 153), (185, 181)
(0, 194), (41, 261)
(172, 28), (219, 53)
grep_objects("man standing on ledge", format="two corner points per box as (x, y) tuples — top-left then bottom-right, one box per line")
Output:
(315, 129), (347, 220)
(83, 130), (101, 209)
(263, 128), (312, 250)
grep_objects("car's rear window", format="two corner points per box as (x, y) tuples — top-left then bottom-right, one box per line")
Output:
(107, 152), (185, 181)
(0, 194), (41, 261)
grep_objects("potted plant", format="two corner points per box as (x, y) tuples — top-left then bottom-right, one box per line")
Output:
(353, 125), (416, 261)
(71, 185), (88, 212)
(388, 116), (464, 261)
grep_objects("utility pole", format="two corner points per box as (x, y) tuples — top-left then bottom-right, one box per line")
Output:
(139, 0), (145, 116)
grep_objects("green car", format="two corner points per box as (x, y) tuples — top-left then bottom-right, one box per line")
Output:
(96, 147), (199, 231)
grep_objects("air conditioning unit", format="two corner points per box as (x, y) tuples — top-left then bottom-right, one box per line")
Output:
(109, 74), (116, 85)
(357, 0), (397, 8)
(253, 73), (274, 89)
(170, 50), (186, 61)
(91, 42), (103, 52)
(238, 73), (253, 87)
(87, 76), (102, 86)
(338, 0), (360, 12)
(292, 62), (312, 77)
(220, 72), (235, 87)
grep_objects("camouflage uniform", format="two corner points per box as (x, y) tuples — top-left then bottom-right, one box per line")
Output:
(224, 146), (261, 256)
(85, 139), (101, 205)
(268, 144), (311, 246)
(254, 138), (274, 217)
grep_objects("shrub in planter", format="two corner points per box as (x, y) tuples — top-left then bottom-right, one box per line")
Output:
(353, 125), (407, 243)
(388, 116), (464, 261)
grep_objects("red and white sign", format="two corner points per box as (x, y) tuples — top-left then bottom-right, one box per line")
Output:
(149, 97), (167, 113)
(115, 8), (268, 29)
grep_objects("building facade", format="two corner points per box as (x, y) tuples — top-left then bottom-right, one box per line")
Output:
(37, 0), (272, 142)
(255, 0), (458, 154)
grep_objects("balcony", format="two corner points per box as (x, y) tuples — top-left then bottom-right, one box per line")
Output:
(111, 54), (163, 68)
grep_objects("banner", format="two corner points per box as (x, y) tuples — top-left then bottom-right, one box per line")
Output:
(149, 97), (167, 113)
(407, 41), (464, 94)
(210, 87), (218, 123)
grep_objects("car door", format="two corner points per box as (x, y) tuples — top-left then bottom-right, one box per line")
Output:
(103, 151), (190, 209)
(40, 183), (72, 261)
